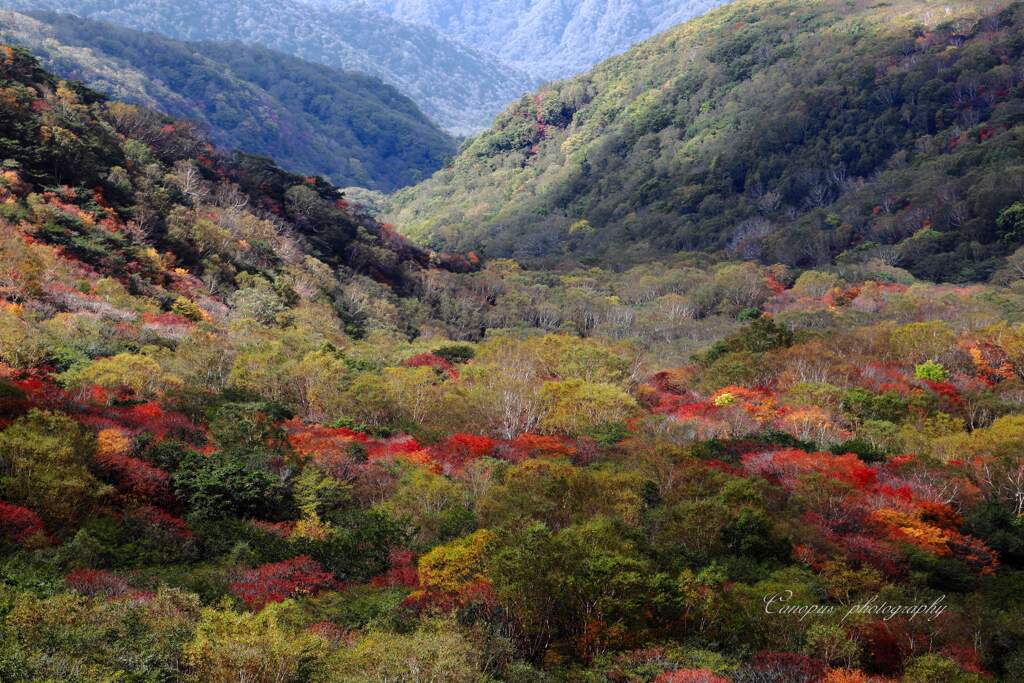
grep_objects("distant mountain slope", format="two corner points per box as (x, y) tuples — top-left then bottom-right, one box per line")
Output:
(0, 0), (536, 133)
(0, 11), (455, 191)
(387, 0), (1024, 282)
(354, 0), (728, 79)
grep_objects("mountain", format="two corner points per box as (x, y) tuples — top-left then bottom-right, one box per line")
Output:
(0, 0), (537, 133)
(0, 45), (476, 345)
(4, 41), (1024, 683)
(352, 0), (729, 80)
(387, 0), (1024, 282)
(0, 11), (455, 191)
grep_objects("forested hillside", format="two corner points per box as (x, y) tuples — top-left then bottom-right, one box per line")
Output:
(0, 45), (477, 344)
(0, 11), (456, 191)
(354, 0), (728, 79)
(0, 0), (536, 133)
(388, 0), (1024, 282)
(2, 46), (1024, 682)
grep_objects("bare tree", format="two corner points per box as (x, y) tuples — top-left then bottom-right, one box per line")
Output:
(172, 160), (210, 205)
(214, 181), (250, 213)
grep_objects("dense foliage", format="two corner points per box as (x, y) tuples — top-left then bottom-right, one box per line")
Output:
(355, 0), (727, 79)
(0, 0), (538, 133)
(3, 16), (1024, 683)
(0, 10), (456, 191)
(389, 0), (1024, 282)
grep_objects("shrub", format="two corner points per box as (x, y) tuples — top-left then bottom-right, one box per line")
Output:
(61, 353), (172, 399)
(184, 600), (326, 682)
(0, 501), (49, 547)
(170, 296), (204, 321)
(230, 556), (336, 609)
(915, 360), (948, 382)
(429, 433), (497, 471)
(65, 568), (133, 598)
(404, 353), (458, 379)
(94, 449), (174, 504)
(902, 653), (986, 683)
(325, 617), (484, 683)
(433, 344), (475, 364)
(655, 670), (729, 683)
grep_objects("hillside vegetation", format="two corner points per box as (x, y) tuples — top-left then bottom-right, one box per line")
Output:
(2, 48), (1024, 682)
(0, 0), (537, 133)
(0, 11), (456, 191)
(355, 0), (728, 79)
(0, 45), (478, 344)
(388, 0), (1024, 282)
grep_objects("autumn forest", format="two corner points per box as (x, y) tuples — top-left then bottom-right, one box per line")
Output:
(2, 0), (1024, 682)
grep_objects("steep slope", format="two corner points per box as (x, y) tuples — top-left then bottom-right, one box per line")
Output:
(0, 11), (456, 191)
(0, 45), (475, 348)
(354, 0), (728, 79)
(0, 0), (536, 133)
(387, 0), (1024, 282)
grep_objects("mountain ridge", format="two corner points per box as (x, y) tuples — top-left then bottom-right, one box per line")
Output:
(0, 10), (457, 191)
(351, 0), (729, 79)
(0, 0), (537, 133)
(386, 0), (1024, 282)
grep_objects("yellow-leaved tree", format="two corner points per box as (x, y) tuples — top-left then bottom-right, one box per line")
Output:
(540, 379), (638, 436)
(184, 601), (326, 683)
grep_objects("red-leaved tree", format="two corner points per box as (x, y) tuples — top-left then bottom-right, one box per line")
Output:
(429, 433), (496, 472)
(94, 452), (174, 505)
(230, 556), (336, 609)
(0, 500), (49, 546)
(66, 568), (133, 598)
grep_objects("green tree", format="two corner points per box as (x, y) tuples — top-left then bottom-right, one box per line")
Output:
(173, 451), (292, 520)
(378, 467), (473, 547)
(915, 360), (948, 382)
(5, 587), (201, 681)
(485, 518), (678, 659)
(997, 202), (1024, 244)
(477, 459), (643, 531)
(0, 308), (45, 368)
(903, 653), (986, 683)
(0, 410), (110, 526)
(61, 352), (176, 399)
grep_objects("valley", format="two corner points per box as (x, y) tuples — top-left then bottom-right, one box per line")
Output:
(1, 2), (1023, 681)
